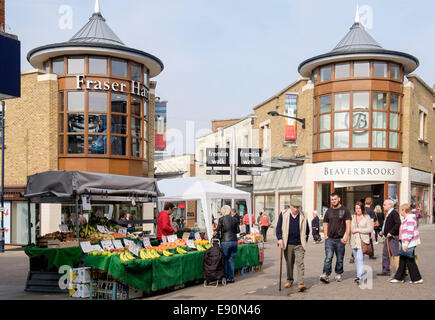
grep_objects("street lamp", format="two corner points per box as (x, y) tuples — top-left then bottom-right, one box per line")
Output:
(267, 110), (306, 129)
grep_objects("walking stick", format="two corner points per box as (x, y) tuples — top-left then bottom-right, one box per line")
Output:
(279, 247), (283, 291)
(386, 236), (396, 274)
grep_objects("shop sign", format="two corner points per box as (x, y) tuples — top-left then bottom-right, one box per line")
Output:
(75, 75), (149, 99)
(314, 161), (402, 182)
(206, 148), (230, 167)
(206, 169), (230, 175)
(238, 148), (262, 167)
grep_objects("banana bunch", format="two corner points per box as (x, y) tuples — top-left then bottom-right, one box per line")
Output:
(204, 244), (211, 250)
(120, 251), (136, 262)
(176, 247), (188, 255)
(196, 244), (206, 252)
(162, 250), (174, 257)
(139, 249), (161, 260)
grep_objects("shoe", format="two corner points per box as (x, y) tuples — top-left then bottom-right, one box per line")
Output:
(298, 283), (307, 292)
(369, 256), (377, 260)
(335, 274), (343, 282)
(354, 277), (360, 285)
(227, 279), (235, 283)
(375, 242), (379, 245)
(377, 272), (391, 276)
(349, 258), (354, 264)
(409, 279), (424, 284)
(284, 281), (293, 288)
(320, 274), (330, 284)
(390, 279), (404, 283)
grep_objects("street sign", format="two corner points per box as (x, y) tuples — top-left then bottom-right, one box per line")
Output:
(206, 148), (230, 167)
(0, 33), (21, 100)
(238, 148), (262, 167)
(206, 169), (230, 175)
(237, 170), (262, 176)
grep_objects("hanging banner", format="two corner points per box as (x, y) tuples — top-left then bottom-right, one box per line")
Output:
(238, 148), (262, 167)
(206, 148), (230, 167)
(2, 202), (11, 244)
(155, 100), (167, 151)
(285, 94), (298, 141)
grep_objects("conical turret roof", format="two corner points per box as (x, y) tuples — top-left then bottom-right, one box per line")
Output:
(332, 22), (382, 53)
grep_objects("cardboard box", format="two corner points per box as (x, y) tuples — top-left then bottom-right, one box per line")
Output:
(69, 283), (90, 298)
(128, 286), (143, 299)
(70, 267), (91, 284)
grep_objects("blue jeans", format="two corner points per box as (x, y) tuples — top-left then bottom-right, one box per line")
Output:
(352, 248), (364, 279)
(221, 241), (238, 280)
(323, 238), (346, 276)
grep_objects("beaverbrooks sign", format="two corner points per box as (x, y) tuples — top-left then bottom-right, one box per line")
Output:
(75, 75), (149, 99)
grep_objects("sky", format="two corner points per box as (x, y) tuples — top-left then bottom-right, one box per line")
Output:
(6, 0), (435, 156)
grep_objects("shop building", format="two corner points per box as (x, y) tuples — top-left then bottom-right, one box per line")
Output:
(252, 11), (434, 225)
(2, 2), (164, 244)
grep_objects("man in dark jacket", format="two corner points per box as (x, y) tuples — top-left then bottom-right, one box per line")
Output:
(377, 199), (401, 276)
(231, 208), (241, 225)
(312, 211), (321, 243)
(364, 197), (377, 260)
(216, 205), (240, 283)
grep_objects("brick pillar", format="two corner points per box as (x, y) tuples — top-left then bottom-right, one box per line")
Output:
(0, 0), (5, 32)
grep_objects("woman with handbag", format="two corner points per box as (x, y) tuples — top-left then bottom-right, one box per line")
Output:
(350, 202), (373, 285)
(390, 204), (423, 284)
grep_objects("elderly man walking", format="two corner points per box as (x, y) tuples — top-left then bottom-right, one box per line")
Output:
(377, 199), (401, 277)
(276, 197), (310, 292)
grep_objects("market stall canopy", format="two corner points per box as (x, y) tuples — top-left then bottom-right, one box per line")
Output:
(24, 170), (163, 203)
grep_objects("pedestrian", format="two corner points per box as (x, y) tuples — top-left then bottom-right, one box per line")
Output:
(125, 212), (134, 233)
(390, 204), (423, 284)
(276, 197), (310, 292)
(231, 208), (241, 226)
(312, 211), (322, 244)
(374, 205), (384, 244)
(257, 212), (263, 226)
(364, 197), (377, 260)
(259, 212), (271, 242)
(320, 192), (352, 284)
(243, 212), (255, 234)
(215, 205), (240, 283)
(351, 202), (373, 285)
(377, 199), (401, 277)
(157, 202), (177, 244)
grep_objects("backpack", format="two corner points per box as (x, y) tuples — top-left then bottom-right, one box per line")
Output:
(203, 242), (225, 281)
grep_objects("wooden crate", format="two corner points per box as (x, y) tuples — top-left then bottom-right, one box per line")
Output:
(37, 239), (60, 248)
(58, 240), (80, 248)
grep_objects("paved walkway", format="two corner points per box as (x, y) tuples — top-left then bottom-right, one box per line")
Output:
(1, 224), (434, 300)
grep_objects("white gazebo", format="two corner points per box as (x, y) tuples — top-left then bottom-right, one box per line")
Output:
(157, 177), (252, 240)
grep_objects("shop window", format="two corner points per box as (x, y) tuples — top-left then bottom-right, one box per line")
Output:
(111, 115), (127, 134)
(89, 56), (107, 75)
(389, 132), (398, 149)
(335, 63), (350, 79)
(68, 114), (85, 133)
(319, 132), (331, 149)
(255, 196), (264, 217)
(131, 63), (142, 82)
(373, 93), (387, 110)
(320, 65), (332, 82)
(390, 63), (400, 80)
(89, 92), (107, 112)
(334, 93), (349, 111)
(111, 94), (127, 113)
(111, 136), (127, 155)
(389, 113), (399, 130)
(52, 58), (64, 75)
(372, 131), (386, 148)
(131, 117), (141, 137)
(373, 112), (387, 129)
(334, 112), (348, 130)
(411, 184), (429, 217)
(334, 131), (349, 148)
(320, 95), (331, 113)
(373, 62), (388, 77)
(390, 94), (399, 111)
(131, 97), (141, 116)
(353, 92), (370, 109)
(88, 114), (107, 133)
(316, 183), (331, 219)
(319, 114), (331, 131)
(111, 58), (128, 78)
(131, 138), (141, 157)
(68, 135), (85, 153)
(352, 131), (369, 148)
(68, 56), (85, 74)
(88, 135), (107, 154)
(353, 61), (370, 77)
(68, 91), (84, 112)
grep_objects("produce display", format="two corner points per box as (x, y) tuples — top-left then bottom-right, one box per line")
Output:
(38, 231), (83, 242)
(241, 232), (264, 244)
(87, 232), (115, 243)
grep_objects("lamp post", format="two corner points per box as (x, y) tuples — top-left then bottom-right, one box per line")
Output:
(267, 110), (306, 129)
(0, 100), (5, 253)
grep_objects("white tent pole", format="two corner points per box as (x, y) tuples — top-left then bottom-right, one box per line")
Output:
(246, 196), (252, 231)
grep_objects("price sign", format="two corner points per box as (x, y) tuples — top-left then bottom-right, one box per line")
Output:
(80, 241), (93, 253)
(187, 240), (196, 249)
(101, 240), (115, 251)
(142, 237), (151, 249)
(119, 227), (127, 237)
(97, 225), (107, 233)
(162, 236), (168, 243)
(194, 232), (201, 241)
(112, 240), (124, 249)
(167, 235), (178, 243)
(104, 226), (114, 234)
(59, 224), (69, 233)
(123, 239), (133, 248)
(129, 242), (139, 257)
(91, 244), (103, 252)
(182, 232), (190, 241)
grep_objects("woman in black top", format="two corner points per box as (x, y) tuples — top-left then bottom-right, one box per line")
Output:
(374, 205), (384, 244)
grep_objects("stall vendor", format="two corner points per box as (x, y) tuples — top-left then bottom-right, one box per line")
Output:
(157, 202), (178, 243)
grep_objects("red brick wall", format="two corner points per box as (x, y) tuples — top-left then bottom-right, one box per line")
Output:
(0, 0), (5, 32)
(211, 118), (242, 132)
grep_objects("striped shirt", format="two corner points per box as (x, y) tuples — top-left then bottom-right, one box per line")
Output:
(399, 214), (421, 248)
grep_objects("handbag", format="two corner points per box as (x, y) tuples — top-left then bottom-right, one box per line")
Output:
(398, 242), (415, 259)
(356, 218), (373, 256)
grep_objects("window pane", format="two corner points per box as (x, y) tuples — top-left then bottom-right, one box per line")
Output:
(59, 114), (64, 133)
(60, 92), (64, 111)
(68, 56), (84, 74)
(320, 95), (331, 113)
(111, 58), (127, 77)
(111, 115), (127, 134)
(88, 114), (107, 133)
(143, 140), (147, 159)
(372, 131), (386, 148)
(352, 111), (369, 129)
(131, 63), (142, 81)
(52, 58), (64, 75)
(352, 131), (369, 148)
(374, 62), (387, 77)
(131, 138), (141, 157)
(144, 101), (148, 117)
(89, 92), (107, 112)
(88, 135), (107, 154)
(319, 132), (330, 149)
(313, 134), (317, 151)
(373, 112), (387, 129)
(335, 63), (350, 79)
(111, 136), (126, 155)
(144, 120), (147, 139)
(144, 72), (148, 84)
(313, 116), (317, 133)
(390, 94), (399, 111)
(68, 92), (84, 111)
(313, 71), (318, 84)
(334, 93), (349, 111)
(320, 114), (331, 131)
(320, 65), (331, 81)
(68, 114), (85, 132)
(390, 113), (399, 130)
(373, 93), (387, 110)
(111, 94), (127, 113)
(131, 97), (141, 116)
(89, 57), (107, 74)
(354, 61), (370, 77)
(391, 64), (400, 79)
(389, 132), (398, 149)
(68, 135), (84, 153)
(44, 62), (50, 73)
(334, 131), (349, 148)
(131, 117), (141, 137)
(59, 136), (64, 154)
(334, 112), (349, 130)
(353, 92), (370, 109)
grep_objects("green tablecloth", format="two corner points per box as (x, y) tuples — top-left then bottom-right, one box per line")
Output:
(84, 244), (261, 292)
(23, 245), (83, 270)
